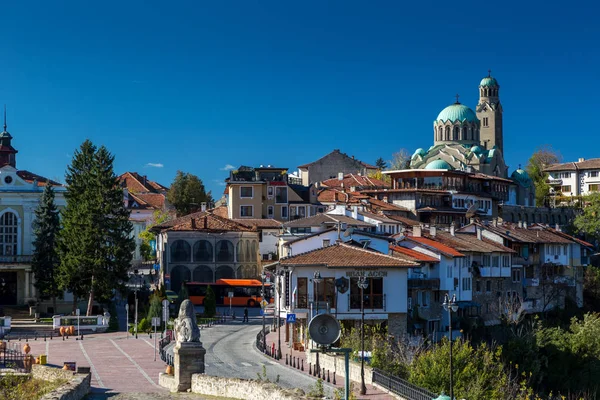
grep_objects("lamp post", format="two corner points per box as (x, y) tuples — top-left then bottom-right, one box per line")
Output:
(276, 271), (283, 360)
(313, 270), (322, 374)
(134, 270), (139, 339)
(443, 293), (458, 400)
(357, 276), (369, 395)
(261, 271), (267, 353)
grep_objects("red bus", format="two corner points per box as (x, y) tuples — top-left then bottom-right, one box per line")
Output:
(186, 279), (273, 307)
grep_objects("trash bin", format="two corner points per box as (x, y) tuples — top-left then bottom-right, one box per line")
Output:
(39, 354), (47, 365)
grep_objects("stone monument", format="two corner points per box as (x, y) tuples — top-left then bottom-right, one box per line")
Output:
(161, 299), (206, 392)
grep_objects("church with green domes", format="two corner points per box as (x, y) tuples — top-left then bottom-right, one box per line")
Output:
(410, 72), (509, 178)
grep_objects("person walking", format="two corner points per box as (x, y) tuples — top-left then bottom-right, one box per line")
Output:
(243, 307), (249, 323)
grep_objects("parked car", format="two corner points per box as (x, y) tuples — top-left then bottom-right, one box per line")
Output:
(165, 290), (178, 304)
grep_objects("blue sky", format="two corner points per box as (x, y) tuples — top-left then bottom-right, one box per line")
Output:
(2, 1), (598, 196)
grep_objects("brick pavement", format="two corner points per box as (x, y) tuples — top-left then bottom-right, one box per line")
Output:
(262, 329), (397, 400)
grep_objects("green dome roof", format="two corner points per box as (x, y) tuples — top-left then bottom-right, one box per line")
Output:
(470, 145), (483, 155)
(511, 168), (531, 188)
(436, 103), (478, 124)
(480, 76), (499, 87)
(413, 148), (426, 157)
(425, 159), (453, 170)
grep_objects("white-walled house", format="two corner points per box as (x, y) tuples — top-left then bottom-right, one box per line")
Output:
(545, 158), (600, 197)
(266, 242), (419, 350)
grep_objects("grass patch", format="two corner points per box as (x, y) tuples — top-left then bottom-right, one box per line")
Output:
(0, 374), (67, 400)
(38, 318), (53, 323)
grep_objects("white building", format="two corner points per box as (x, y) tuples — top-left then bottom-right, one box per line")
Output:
(545, 158), (600, 197)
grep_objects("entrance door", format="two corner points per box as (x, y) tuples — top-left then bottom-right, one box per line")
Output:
(0, 271), (18, 305)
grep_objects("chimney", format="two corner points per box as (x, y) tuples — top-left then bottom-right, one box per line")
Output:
(493, 218), (498, 227)
(469, 217), (475, 224)
(201, 202), (207, 212)
(578, 158), (585, 163)
(383, 195), (388, 203)
(203, 216), (208, 229)
(450, 223), (455, 236)
(191, 218), (196, 230)
(555, 223), (560, 231)
(430, 226), (437, 237)
(413, 225), (422, 238)
(476, 225), (482, 241)
(523, 221), (528, 229)
(518, 220), (523, 228)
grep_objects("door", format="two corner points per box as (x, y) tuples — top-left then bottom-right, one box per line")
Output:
(0, 271), (18, 305)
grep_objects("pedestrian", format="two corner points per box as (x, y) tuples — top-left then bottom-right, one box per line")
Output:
(243, 307), (249, 323)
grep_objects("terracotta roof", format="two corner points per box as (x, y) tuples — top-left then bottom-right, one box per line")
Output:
(366, 198), (410, 212)
(298, 149), (378, 170)
(283, 227), (338, 246)
(211, 205), (229, 218)
(468, 173), (514, 183)
(545, 158), (600, 172)
(133, 193), (166, 209)
(280, 242), (418, 268)
(321, 174), (389, 190)
(427, 231), (516, 253)
(405, 236), (465, 257)
(479, 223), (574, 244)
(153, 210), (254, 232)
(385, 215), (420, 226)
(284, 213), (374, 228)
(16, 170), (62, 187)
(119, 172), (168, 194)
(358, 211), (399, 224)
(233, 218), (283, 229)
(545, 227), (594, 248)
(390, 245), (439, 263)
(317, 188), (363, 204)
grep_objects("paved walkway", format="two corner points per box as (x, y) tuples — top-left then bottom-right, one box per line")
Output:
(262, 327), (396, 399)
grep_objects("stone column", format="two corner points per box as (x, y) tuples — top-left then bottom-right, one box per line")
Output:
(174, 342), (206, 392)
(24, 271), (30, 300)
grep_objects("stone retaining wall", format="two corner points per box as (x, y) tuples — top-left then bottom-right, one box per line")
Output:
(305, 350), (373, 386)
(190, 374), (308, 399)
(31, 364), (91, 400)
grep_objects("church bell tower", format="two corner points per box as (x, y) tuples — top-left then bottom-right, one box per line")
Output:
(476, 71), (503, 154)
(0, 106), (18, 168)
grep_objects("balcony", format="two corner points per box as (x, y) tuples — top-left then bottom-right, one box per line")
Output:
(0, 255), (33, 264)
(408, 278), (440, 290)
(512, 256), (533, 266)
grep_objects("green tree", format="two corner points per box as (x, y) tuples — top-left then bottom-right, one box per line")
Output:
(31, 185), (62, 312)
(375, 157), (387, 170)
(58, 140), (135, 315)
(147, 293), (162, 321)
(525, 145), (561, 207)
(204, 285), (216, 317)
(166, 171), (213, 217)
(574, 192), (600, 245)
(139, 210), (169, 261)
(583, 265), (600, 311)
(174, 281), (189, 312)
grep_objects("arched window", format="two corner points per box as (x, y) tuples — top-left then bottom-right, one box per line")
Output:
(236, 240), (245, 262)
(250, 241), (258, 262)
(0, 212), (18, 256)
(445, 126), (450, 140)
(216, 240), (234, 262)
(453, 127), (459, 140)
(193, 240), (212, 262)
(193, 265), (213, 283)
(438, 126), (443, 141)
(245, 241), (251, 263)
(462, 126), (469, 140)
(171, 240), (191, 263)
(215, 265), (234, 280)
(170, 265), (191, 293)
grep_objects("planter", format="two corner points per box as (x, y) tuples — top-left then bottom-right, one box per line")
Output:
(166, 365), (173, 375)
(59, 327), (66, 336)
(23, 343), (31, 354)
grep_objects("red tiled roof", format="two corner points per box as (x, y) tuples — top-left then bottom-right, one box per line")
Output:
(234, 218), (283, 229)
(280, 243), (418, 268)
(366, 198), (410, 212)
(153, 211), (254, 232)
(428, 231), (516, 253)
(317, 188), (363, 204)
(211, 205), (229, 218)
(321, 174), (389, 190)
(133, 193), (165, 209)
(298, 150), (378, 170)
(406, 236), (465, 257)
(16, 170), (62, 187)
(118, 172), (167, 194)
(390, 245), (439, 263)
(385, 215), (420, 226)
(544, 158), (600, 172)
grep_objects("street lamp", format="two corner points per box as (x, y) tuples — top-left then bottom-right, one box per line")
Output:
(313, 270), (322, 375)
(357, 276), (369, 395)
(261, 270), (267, 353)
(276, 270), (284, 360)
(443, 293), (459, 400)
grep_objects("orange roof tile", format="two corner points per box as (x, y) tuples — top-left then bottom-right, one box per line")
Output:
(406, 236), (465, 257)
(390, 245), (439, 263)
(119, 172), (167, 194)
(153, 211), (254, 232)
(280, 243), (418, 268)
(16, 170), (62, 187)
(321, 174), (389, 190)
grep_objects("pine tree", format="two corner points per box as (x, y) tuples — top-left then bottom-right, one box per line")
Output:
(58, 140), (135, 315)
(375, 157), (387, 170)
(147, 293), (162, 320)
(31, 185), (62, 312)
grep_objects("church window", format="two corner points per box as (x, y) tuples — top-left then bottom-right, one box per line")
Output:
(483, 117), (489, 127)
(0, 212), (18, 256)
(445, 126), (450, 141)
(453, 127), (459, 140)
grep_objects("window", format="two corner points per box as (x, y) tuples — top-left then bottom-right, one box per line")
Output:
(350, 277), (384, 309)
(447, 264), (452, 278)
(0, 212), (18, 256)
(492, 256), (499, 268)
(502, 255), (510, 267)
(563, 245), (568, 255)
(297, 277), (308, 308)
(486, 280), (491, 292)
(170, 240), (191, 262)
(482, 255), (491, 267)
(275, 187), (287, 204)
(589, 184), (600, 192)
(559, 172), (571, 179)
(215, 240), (234, 262)
(560, 185), (571, 193)
(240, 205), (253, 217)
(590, 171), (599, 178)
(322, 239), (331, 247)
(512, 268), (522, 283)
(193, 240), (212, 262)
(462, 277), (471, 291)
(281, 206), (288, 218)
(418, 291), (430, 307)
(267, 186), (274, 198)
(483, 117), (489, 127)
(475, 280), (481, 293)
(267, 206), (274, 218)
(240, 186), (253, 198)
(314, 277), (336, 308)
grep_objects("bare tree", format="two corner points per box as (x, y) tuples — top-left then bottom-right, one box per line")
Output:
(388, 148), (412, 170)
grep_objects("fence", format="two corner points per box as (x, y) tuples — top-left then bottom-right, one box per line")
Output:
(159, 331), (174, 367)
(372, 368), (436, 400)
(0, 342), (30, 372)
(255, 326), (271, 354)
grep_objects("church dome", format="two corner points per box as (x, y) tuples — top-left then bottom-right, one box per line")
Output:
(470, 145), (483, 155)
(480, 76), (499, 87)
(413, 148), (426, 157)
(511, 168), (531, 188)
(425, 159), (452, 170)
(436, 103), (478, 124)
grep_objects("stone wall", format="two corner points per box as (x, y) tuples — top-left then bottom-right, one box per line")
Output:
(31, 364), (91, 400)
(190, 374), (308, 399)
(305, 350), (373, 386)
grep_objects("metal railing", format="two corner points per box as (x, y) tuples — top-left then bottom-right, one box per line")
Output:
(372, 368), (436, 400)
(0, 342), (30, 372)
(159, 331), (174, 366)
(255, 326), (271, 353)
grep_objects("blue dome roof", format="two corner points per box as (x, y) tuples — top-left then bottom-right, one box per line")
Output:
(470, 145), (483, 155)
(425, 160), (452, 170)
(511, 168), (531, 187)
(413, 148), (426, 157)
(436, 103), (478, 124)
(480, 76), (499, 87)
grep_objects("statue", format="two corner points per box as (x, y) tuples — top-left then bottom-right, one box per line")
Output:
(174, 299), (201, 344)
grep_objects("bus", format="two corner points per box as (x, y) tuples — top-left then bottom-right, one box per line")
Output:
(186, 279), (273, 307)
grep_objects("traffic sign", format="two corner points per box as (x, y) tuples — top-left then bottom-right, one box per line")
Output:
(286, 313), (296, 323)
(151, 317), (161, 327)
(260, 299), (268, 308)
(228, 292), (234, 298)
(162, 299), (170, 308)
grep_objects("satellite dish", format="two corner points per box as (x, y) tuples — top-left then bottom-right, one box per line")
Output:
(308, 313), (341, 346)
(465, 203), (478, 219)
(343, 228), (354, 237)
